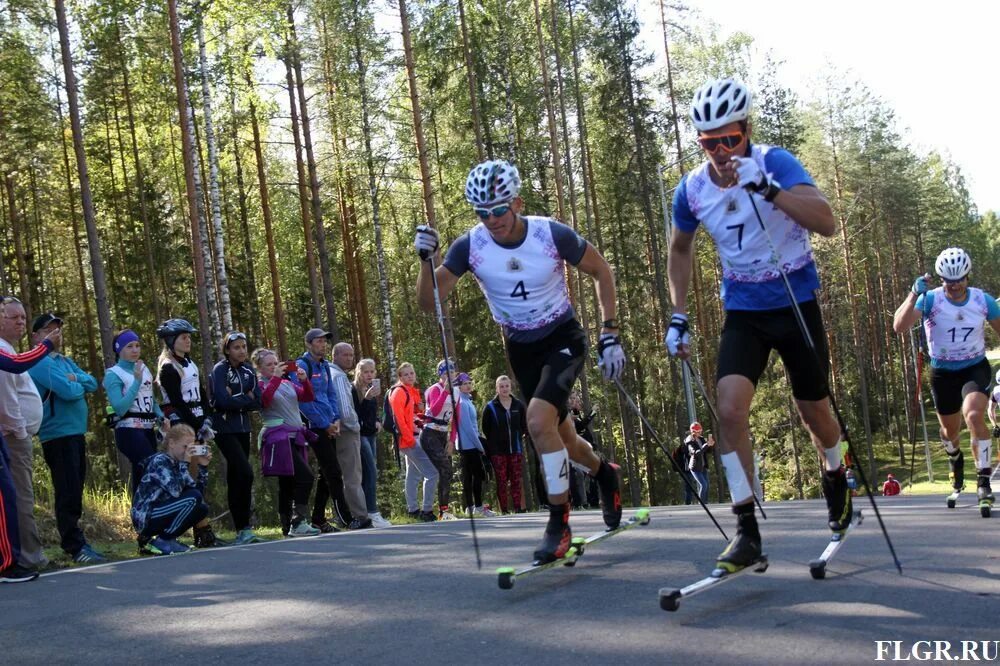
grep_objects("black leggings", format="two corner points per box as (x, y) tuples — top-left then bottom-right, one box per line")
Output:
(310, 429), (352, 525)
(215, 432), (254, 531)
(278, 443), (315, 532)
(460, 449), (486, 507)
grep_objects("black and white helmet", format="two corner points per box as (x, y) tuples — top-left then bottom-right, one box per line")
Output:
(465, 160), (521, 207)
(690, 78), (752, 132)
(935, 248), (971, 281)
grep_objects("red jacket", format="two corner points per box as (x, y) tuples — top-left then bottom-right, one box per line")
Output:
(882, 479), (901, 496)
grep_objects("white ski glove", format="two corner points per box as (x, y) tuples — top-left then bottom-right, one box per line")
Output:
(664, 313), (690, 357)
(732, 156), (781, 202)
(414, 225), (440, 262)
(597, 333), (626, 381)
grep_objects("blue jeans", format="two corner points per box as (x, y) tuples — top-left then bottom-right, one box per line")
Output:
(691, 470), (709, 504)
(403, 444), (439, 512)
(360, 434), (378, 514)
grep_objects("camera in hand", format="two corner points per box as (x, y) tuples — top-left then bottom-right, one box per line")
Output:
(192, 444), (210, 457)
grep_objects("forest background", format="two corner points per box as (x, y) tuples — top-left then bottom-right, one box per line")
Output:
(2, 0), (997, 532)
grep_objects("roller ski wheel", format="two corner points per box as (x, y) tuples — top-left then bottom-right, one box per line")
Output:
(563, 537), (586, 565)
(946, 486), (962, 509)
(981, 501), (992, 518)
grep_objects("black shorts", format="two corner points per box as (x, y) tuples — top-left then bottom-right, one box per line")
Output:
(506, 319), (587, 422)
(929, 358), (991, 416)
(717, 299), (829, 401)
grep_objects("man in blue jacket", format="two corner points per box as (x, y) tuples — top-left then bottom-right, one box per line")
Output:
(297, 328), (352, 531)
(28, 313), (104, 563)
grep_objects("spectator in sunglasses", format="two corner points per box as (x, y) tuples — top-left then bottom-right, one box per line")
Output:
(210, 331), (263, 545)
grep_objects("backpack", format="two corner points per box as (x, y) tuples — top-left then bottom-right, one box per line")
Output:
(672, 442), (688, 471)
(382, 385), (410, 436)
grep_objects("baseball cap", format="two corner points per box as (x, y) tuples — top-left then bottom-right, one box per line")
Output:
(32, 313), (63, 333)
(304, 328), (333, 344)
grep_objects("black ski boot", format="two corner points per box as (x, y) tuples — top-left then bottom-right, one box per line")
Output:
(978, 471), (995, 501)
(716, 504), (762, 573)
(532, 503), (572, 565)
(947, 451), (965, 508)
(193, 525), (229, 548)
(594, 460), (622, 530)
(822, 466), (853, 533)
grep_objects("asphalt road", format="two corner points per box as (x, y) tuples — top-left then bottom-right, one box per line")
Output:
(2, 494), (997, 664)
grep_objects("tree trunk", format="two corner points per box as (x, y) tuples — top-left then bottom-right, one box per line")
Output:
(167, 0), (214, 374)
(55, 0), (115, 368)
(288, 4), (338, 338)
(246, 70), (288, 359)
(196, 9), (233, 332)
(2, 175), (32, 323)
(186, 99), (222, 350)
(456, 0), (485, 161)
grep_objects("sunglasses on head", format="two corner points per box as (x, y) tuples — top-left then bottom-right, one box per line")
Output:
(473, 204), (511, 220)
(226, 332), (247, 343)
(0, 295), (22, 305)
(697, 132), (744, 153)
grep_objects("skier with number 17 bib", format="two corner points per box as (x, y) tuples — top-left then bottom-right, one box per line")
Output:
(415, 160), (625, 564)
(666, 78), (842, 572)
(893, 248), (999, 513)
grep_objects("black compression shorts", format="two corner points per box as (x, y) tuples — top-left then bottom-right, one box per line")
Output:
(929, 358), (991, 416)
(506, 318), (587, 422)
(716, 299), (830, 401)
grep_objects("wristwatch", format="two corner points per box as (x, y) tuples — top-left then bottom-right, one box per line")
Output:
(602, 319), (619, 330)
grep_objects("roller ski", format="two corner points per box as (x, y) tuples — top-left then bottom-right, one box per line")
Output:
(978, 473), (994, 518)
(575, 508), (650, 556)
(496, 539), (584, 590)
(660, 505), (766, 612)
(809, 510), (863, 580)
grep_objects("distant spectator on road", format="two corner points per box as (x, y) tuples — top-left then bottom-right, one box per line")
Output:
(131, 424), (210, 555)
(685, 422), (714, 505)
(103, 329), (162, 508)
(454, 373), (494, 516)
(482, 375), (528, 514)
(881, 473), (901, 496)
(210, 332), (263, 545)
(298, 328), (351, 532)
(0, 296), (49, 569)
(28, 313), (104, 564)
(329, 342), (371, 530)
(389, 362), (438, 521)
(0, 325), (60, 583)
(254, 348), (319, 538)
(354, 357), (391, 527)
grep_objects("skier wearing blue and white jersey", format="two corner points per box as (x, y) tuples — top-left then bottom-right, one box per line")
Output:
(893, 247), (999, 510)
(666, 78), (843, 571)
(414, 159), (624, 564)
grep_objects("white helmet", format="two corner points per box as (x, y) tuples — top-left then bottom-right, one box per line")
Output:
(935, 247), (971, 281)
(465, 160), (521, 207)
(690, 78), (752, 132)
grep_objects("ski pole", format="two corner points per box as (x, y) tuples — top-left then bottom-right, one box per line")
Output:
(745, 192), (902, 574)
(683, 358), (767, 519)
(428, 254), (481, 569)
(613, 377), (729, 541)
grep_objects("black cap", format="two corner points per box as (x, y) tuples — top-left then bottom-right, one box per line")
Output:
(32, 313), (63, 333)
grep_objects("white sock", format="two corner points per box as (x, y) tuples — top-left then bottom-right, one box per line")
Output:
(823, 443), (843, 472)
(978, 439), (992, 470)
(722, 451), (752, 504)
(943, 439), (958, 455)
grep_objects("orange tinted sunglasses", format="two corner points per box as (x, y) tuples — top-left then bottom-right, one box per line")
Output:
(698, 132), (744, 153)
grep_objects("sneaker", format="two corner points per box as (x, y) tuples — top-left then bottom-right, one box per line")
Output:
(288, 521), (322, 537)
(406, 510), (421, 520)
(73, 544), (107, 564)
(234, 528), (262, 545)
(419, 510), (437, 522)
(481, 506), (497, 517)
(438, 510), (458, 521)
(532, 504), (572, 564)
(0, 564), (39, 583)
(369, 512), (392, 528)
(311, 521), (340, 534)
(164, 539), (190, 554)
(146, 537), (173, 555)
(821, 467), (853, 532)
(138, 536), (159, 556)
(468, 506), (482, 516)
(348, 518), (373, 530)
(194, 526), (229, 548)
(716, 508), (762, 572)
(596, 461), (623, 529)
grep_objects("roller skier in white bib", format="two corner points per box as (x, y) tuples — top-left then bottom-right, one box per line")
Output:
(415, 160), (625, 564)
(666, 78), (844, 572)
(893, 248), (999, 512)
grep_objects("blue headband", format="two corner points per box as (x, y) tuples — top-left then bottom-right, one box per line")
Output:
(114, 329), (140, 356)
